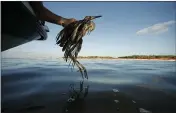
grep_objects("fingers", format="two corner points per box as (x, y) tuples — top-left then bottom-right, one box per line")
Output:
(63, 18), (77, 27)
(70, 18), (77, 23)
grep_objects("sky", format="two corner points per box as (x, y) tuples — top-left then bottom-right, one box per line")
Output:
(2, 2), (176, 58)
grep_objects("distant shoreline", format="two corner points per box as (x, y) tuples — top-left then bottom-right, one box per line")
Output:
(76, 58), (176, 61)
(75, 55), (176, 61)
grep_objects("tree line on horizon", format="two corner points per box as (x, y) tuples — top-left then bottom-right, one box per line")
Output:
(118, 55), (176, 59)
(75, 55), (176, 59)
(58, 55), (176, 59)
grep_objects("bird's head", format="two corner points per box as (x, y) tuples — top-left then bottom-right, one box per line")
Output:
(84, 15), (102, 21)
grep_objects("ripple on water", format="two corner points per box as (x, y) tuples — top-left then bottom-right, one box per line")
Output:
(132, 100), (136, 103)
(114, 100), (119, 103)
(139, 108), (152, 113)
(112, 89), (119, 93)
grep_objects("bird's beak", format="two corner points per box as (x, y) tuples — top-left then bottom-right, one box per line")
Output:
(91, 15), (102, 20)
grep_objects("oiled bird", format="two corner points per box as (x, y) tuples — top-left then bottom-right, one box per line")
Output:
(56, 15), (102, 79)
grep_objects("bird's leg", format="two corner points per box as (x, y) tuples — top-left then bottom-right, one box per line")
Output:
(76, 61), (88, 79)
(84, 85), (89, 98)
(80, 81), (84, 93)
(69, 54), (84, 79)
(68, 59), (72, 68)
(75, 61), (84, 79)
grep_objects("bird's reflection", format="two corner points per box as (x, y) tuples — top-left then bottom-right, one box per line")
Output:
(62, 81), (89, 113)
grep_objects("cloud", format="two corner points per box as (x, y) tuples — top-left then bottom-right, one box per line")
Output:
(136, 20), (176, 35)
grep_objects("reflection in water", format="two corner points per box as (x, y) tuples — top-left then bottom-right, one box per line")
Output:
(112, 88), (152, 113)
(139, 108), (152, 113)
(114, 100), (119, 103)
(113, 88), (120, 112)
(132, 100), (136, 103)
(62, 81), (89, 113)
(112, 89), (119, 93)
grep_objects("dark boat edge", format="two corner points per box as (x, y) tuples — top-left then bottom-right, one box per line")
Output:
(1, 1), (49, 52)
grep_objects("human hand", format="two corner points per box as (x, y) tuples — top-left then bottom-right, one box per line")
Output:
(62, 18), (77, 27)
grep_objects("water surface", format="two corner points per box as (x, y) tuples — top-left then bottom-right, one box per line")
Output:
(2, 58), (176, 113)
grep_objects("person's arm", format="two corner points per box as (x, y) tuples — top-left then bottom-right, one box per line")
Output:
(30, 2), (76, 27)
